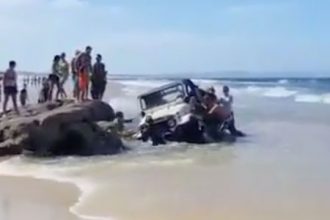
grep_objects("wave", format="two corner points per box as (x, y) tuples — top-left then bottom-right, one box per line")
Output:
(295, 93), (330, 104)
(118, 78), (330, 106)
(263, 87), (298, 98)
(245, 86), (298, 98)
(118, 79), (170, 88)
(278, 79), (289, 84)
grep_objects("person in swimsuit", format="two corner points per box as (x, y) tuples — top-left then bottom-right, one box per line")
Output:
(76, 46), (92, 101)
(91, 54), (107, 100)
(49, 55), (61, 101)
(219, 85), (245, 137)
(19, 83), (28, 107)
(57, 52), (69, 99)
(71, 50), (81, 99)
(0, 72), (3, 102)
(38, 78), (50, 103)
(2, 61), (19, 114)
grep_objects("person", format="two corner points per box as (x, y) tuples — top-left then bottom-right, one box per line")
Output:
(207, 86), (216, 95)
(76, 46), (92, 101)
(105, 111), (134, 137)
(91, 54), (107, 100)
(202, 93), (231, 141)
(2, 61), (19, 114)
(0, 72), (3, 102)
(57, 52), (69, 99)
(71, 50), (81, 99)
(140, 116), (166, 146)
(219, 85), (245, 137)
(48, 55), (61, 101)
(38, 78), (50, 103)
(20, 83), (28, 107)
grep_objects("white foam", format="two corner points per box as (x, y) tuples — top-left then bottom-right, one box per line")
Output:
(295, 93), (330, 104)
(295, 94), (322, 103)
(118, 80), (170, 88)
(246, 86), (264, 93)
(278, 79), (289, 84)
(323, 95), (330, 104)
(245, 86), (297, 98)
(263, 86), (297, 98)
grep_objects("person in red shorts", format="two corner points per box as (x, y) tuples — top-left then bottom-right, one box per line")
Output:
(76, 46), (92, 101)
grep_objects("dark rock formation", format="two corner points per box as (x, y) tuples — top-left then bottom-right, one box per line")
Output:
(0, 100), (126, 157)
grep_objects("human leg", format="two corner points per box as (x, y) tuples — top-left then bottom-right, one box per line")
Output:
(11, 93), (19, 114)
(3, 93), (9, 113)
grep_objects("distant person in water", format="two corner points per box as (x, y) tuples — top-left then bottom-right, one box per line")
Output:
(91, 54), (107, 100)
(38, 78), (50, 103)
(37, 76), (42, 85)
(71, 50), (81, 99)
(49, 55), (61, 100)
(76, 46), (92, 101)
(0, 73), (3, 102)
(57, 52), (69, 99)
(219, 85), (245, 137)
(2, 61), (19, 114)
(20, 83), (28, 107)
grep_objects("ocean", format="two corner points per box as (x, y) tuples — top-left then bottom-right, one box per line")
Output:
(0, 76), (330, 220)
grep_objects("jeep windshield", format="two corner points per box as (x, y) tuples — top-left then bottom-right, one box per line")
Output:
(140, 83), (185, 110)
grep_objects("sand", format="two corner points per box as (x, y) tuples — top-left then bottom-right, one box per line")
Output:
(0, 176), (82, 220)
(0, 79), (125, 220)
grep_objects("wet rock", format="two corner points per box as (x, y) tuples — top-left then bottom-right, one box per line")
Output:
(0, 100), (125, 157)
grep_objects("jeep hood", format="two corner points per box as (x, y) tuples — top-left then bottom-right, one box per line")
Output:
(140, 103), (189, 125)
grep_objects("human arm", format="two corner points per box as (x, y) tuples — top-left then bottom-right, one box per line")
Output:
(229, 95), (233, 104)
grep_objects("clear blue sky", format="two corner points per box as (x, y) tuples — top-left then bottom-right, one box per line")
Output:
(0, 0), (329, 76)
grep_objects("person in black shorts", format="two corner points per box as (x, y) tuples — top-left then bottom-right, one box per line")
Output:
(91, 54), (107, 100)
(20, 83), (28, 107)
(48, 55), (61, 100)
(38, 78), (50, 103)
(3, 61), (19, 114)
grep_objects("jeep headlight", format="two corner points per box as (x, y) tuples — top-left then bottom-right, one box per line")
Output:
(167, 118), (177, 128)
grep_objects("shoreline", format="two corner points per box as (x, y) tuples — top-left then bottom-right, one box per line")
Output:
(0, 174), (82, 220)
(0, 170), (116, 220)
(0, 172), (113, 220)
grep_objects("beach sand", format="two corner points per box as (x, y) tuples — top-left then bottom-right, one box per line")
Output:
(0, 80), (126, 220)
(0, 176), (81, 220)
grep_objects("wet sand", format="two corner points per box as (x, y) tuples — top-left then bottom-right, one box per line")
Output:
(0, 176), (81, 220)
(0, 79), (125, 220)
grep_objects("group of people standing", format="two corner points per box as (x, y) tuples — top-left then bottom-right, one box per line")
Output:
(0, 45), (108, 115)
(45, 46), (108, 103)
(41, 46), (107, 101)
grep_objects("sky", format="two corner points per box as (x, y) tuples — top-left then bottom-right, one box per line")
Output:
(0, 0), (329, 76)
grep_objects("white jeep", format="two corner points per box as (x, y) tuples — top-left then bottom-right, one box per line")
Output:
(136, 79), (205, 144)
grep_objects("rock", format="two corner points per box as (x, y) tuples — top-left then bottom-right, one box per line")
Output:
(0, 100), (125, 157)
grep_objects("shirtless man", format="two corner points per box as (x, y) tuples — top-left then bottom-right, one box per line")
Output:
(76, 46), (92, 101)
(71, 50), (81, 99)
(2, 61), (19, 114)
(57, 52), (69, 99)
(219, 85), (245, 137)
(91, 54), (107, 100)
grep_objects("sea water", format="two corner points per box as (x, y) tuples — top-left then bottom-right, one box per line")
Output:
(0, 76), (330, 220)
